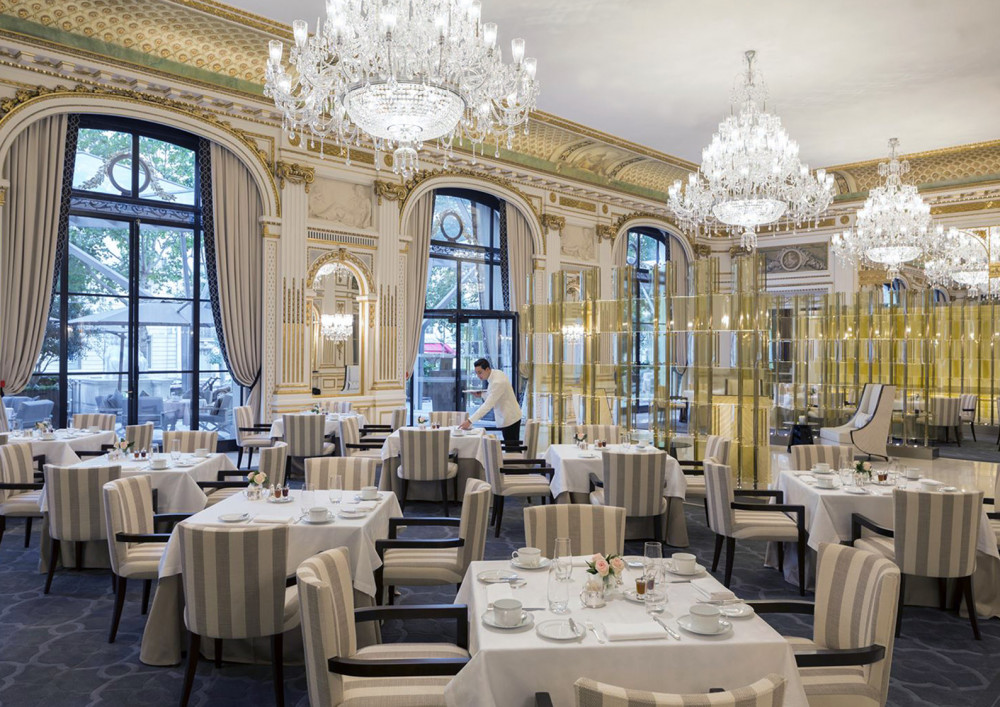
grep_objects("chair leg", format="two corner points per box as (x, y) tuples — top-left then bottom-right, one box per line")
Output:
(141, 579), (152, 615)
(214, 638), (223, 668)
(237, 447), (244, 469)
(489, 495), (499, 527)
(0, 515), (5, 547)
(399, 479), (408, 513)
(24, 516), (32, 548)
(970, 421), (977, 442)
(111, 573), (117, 594)
(960, 575), (981, 641)
(75, 541), (84, 571)
(955, 426), (961, 447)
(938, 577), (948, 611)
(494, 496), (505, 538)
(895, 574), (906, 637)
(108, 576), (128, 643)
(797, 534), (806, 597)
(44, 538), (60, 594)
(247, 447), (255, 470)
(441, 479), (450, 517)
(723, 537), (735, 588)
(180, 631), (201, 707)
(711, 534), (724, 572)
(387, 585), (395, 606)
(271, 633), (285, 707)
(776, 541), (784, 573)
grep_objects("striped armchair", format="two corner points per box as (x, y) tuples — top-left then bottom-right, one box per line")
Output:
(575, 424), (622, 445)
(959, 393), (978, 441)
(678, 434), (732, 502)
(590, 449), (668, 542)
(376, 479), (492, 605)
(0, 442), (45, 549)
(306, 457), (378, 491)
(397, 428), (458, 514)
(429, 410), (468, 427)
(297, 547), (469, 707)
(337, 416), (383, 462)
(852, 488), (984, 639)
(162, 430), (219, 454)
(523, 503), (626, 558)
(284, 413), (336, 481)
(234, 405), (273, 469)
(569, 674), (786, 707)
(482, 436), (552, 538)
(751, 543), (900, 707)
(925, 396), (963, 445)
(503, 418), (542, 460)
(390, 407), (407, 431)
(178, 524), (299, 707)
(43, 464), (121, 594)
(125, 423), (154, 454)
(790, 444), (853, 471)
(201, 442), (289, 507)
(330, 401), (352, 414)
(71, 413), (117, 431)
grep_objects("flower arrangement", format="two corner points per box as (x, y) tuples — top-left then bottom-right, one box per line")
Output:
(854, 460), (873, 478)
(115, 438), (134, 453)
(417, 415), (427, 427)
(247, 470), (268, 486)
(574, 432), (588, 443)
(35, 421), (48, 432)
(310, 403), (324, 414)
(586, 552), (625, 588)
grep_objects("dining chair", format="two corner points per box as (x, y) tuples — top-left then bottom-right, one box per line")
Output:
(959, 393), (978, 441)
(397, 428), (458, 514)
(482, 436), (552, 538)
(355, 407), (405, 441)
(43, 463), (121, 594)
(233, 405), (273, 469)
(985, 470), (999, 551)
(161, 430), (219, 454)
(102, 475), (187, 642)
(306, 457), (378, 491)
(330, 401), (352, 414)
(337, 416), (383, 462)
(502, 418), (541, 460)
(125, 423), (154, 453)
(590, 449), (668, 543)
(925, 396), (963, 445)
(790, 444), (853, 471)
(0, 433), (7, 445)
(200, 442), (288, 507)
(523, 503), (626, 558)
(375, 479), (491, 605)
(557, 673), (786, 707)
(0, 442), (45, 548)
(574, 424), (621, 444)
(851, 487), (983, 639)
(704, 460), (807, 595)
(429, 410), (468, 427)
(71, 413), (117, 431)
(678, 434), (732, 504)
(297, 547), (470, 707)
(750, 543), (900, 707)
(178, 524), (299, 707)
(284, 413), (336, 480)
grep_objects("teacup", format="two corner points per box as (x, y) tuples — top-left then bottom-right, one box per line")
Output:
(492, 598), (523, 627)
(360, 486), (379, 501)
(812, 463), (831, 473)
(194, 448), (210, 458)
(150, 457), (168, 470)
(689, 603), (721, 632)
(814, 475), (835, 489)
(637, 439), (648, 450)
(905, 467), (921, 480)
(511, 547), (541, 567)
(308, 506), (328, 522)
(671, 552), (697, 574)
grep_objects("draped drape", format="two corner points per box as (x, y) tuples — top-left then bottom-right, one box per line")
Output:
(0, 115), (68, 432)
(505, 203), (534, 388)
(403, 192), (435, 379)
(203, 143), (263, 419)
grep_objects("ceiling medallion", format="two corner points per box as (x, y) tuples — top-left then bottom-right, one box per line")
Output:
(667, 50), (834, 252)
(265, 0), (539, 179)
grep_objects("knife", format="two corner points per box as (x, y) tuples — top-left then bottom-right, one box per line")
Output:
(653, 615), (681, 640)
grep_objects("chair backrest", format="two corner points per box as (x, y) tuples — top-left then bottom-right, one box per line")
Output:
(0, 432), (7, 445)
(930, 397), (962, 427)
(102, 475), (155, 575)
(523, 419), (540, 459)
(398, 428), (452, 481)
(390, 407), (407, 431)
(790, 444), (853, 471)
(893, 488), (982, 578)
(331, 401), (352, 414)
(0, 442), (35, 504)
(457, 479), (492, 570)
(305, 457), (377, 491)
(959, 393), (977, 415)
(338, 416), (361, 455)
(259, 441), (289, 487)
(297, 547), (358, 707)
(45, 464), (121, 542)
(162, 430), (218, 454)
(233, 406), (254, 445)
(178, 524), (290, 640)
(575, 424), (621, 444)
(524, 504), (626, 558)
(813, 542), (900, 706)
(574, 674), (787, 707)
(482, 436), (505, 494)
(601, 450), (666, 517)
(125, 423), (154, 452)
(430, 411), (468, 427)
(702, 434), (732, 465)
(283, 414), (327, 457)
(71, 413), (117, 431)
(703, 459), (736, 537)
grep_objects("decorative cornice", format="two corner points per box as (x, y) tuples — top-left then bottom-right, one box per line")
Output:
(858, 268), (889, 287)
(558, 195), (597, 213)
(374, 179), (408, 206)
(692, 243), (712, 259)
(540, 214), (566, 233)
(595, 224), (616, 241)
(930, 199), (1000, 216)
(274, 161), (315, 193)
(306, 247), (374, 295)
(396, 166), (542, 222)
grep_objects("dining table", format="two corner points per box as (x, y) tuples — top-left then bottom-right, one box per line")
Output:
(140, 487), (401, 666)
(377, 426), (488, 501)
(268, 411), (369, 441)
(445, 558), (808, 707)
(544, 444), (689, 547)
(7, 428), (117, 465)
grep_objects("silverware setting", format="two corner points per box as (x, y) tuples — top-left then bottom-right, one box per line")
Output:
(652, 615), (681, 640)
(583, 620), (605, 644)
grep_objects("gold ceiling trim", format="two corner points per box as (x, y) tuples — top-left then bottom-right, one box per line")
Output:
(558, 195), (597, 213)
(826, 138), (1000, 172)
(306, 247), (374, 294)
(930, 200), (1000, 215)
(165, 0), (292, 38)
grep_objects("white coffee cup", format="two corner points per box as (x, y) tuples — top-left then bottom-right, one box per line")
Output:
(689, 603), (721, 633)
(309, 506), (328, 522)
(671, 552), (697, 574)
(812, 463), (830, 473)
(194, 448), (209, 458)
(360, 486), (379, 501)
(150, 457), (168, 470)
(905, 467), (921, 480)
(512, 547), (541, 567)
(815, 475), (835, 489)
(493, 598), (523, 627)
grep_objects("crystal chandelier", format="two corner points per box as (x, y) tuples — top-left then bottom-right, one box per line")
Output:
(264, 0), (539, 178)
(924, 229), (996, 296)
(831, 138), (932, 279)
(668, 50), (834, 251)
(561, 324), (584, 343)
(321, 313), (353, 341)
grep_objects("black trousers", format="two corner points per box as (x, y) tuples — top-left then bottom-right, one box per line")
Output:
(501, 420), (522, 445)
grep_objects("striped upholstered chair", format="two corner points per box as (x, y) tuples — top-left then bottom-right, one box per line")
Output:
(503, 418), (542, 460)
(429, 410), (468, 427)
(306, 457), (378, 492)
(201, 442), (289, 507)
(790, 444), (853, 471)
(233, 405), (273, 469)
(376, 479), (491, 605)
(704, 460), (807, 594)
(575, 424), (621, 445)
(337, 416), (383, 462)
(397, 428), (458, 514)
(178, 524), (299, 707)
(297, 547), (469, 707)
(125, 423), (154, 454)
(0, 442), (45, 548)
(591, 449), (668, 542)
(852, 488), (984, 639)
(71, 413), (117, 431)
(751, 543), (899, 707)
(284, 413), (336, 480)
(162, 430), (219, 454)
(482, 436), (552, 538)
(43, 463), (122, 594)
(986, 470), (1000, 551)
(330, 400), (352, 414)
(567, 674), (786, 707)
(353, 407), (406, 442)
(523, 503), (626, 558)
(959, 393), (978, 441)
(678, 434), (732, 503)
(924, 396), (963, 445)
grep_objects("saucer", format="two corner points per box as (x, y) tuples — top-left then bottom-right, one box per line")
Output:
(511, 557), (551, 570)
(941, 486), (959, 492)
(219, 512), (250, 523)
(677, 614), (733, 636)
(477, 570), (521, 584)
(718, 603), (755, 619)
(267, 496), (295, 504)
(578, 452), (598, 459)
(482, 609), (534, 631)
(844, 487), (868, 495)
(337, 509), (369, 518)
(535, 619), (585, 641)
(175, 460), (196, 468)
(302, 511), (336, 524)
(665, 561), (706, 577)
(353, 493), (384, 502)
(622, 589), (646, 603)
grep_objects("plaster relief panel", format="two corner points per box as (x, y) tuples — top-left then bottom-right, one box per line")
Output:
(560, 223), (596, 261)
(308, 179), (373, 229)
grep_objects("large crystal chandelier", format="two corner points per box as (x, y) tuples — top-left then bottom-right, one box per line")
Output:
(831, 138), (932, 279)
(321, 313), (354, 342)
(924, 229), (996, 297)
(668, 50), (834, 252)
(264, 0), (539, 178)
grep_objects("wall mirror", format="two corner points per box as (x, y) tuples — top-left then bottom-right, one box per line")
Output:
(311, 265), (361, 395)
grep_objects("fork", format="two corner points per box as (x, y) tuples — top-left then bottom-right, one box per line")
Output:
(583, 620), (605, 644)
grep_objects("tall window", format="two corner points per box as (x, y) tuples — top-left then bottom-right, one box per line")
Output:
(409, 188), (516, 424)
(24, 116), (236, 440)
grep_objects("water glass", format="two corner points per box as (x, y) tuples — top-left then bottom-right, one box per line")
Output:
(553, 537), (572, 580)
(547, 567), (570, 614)
(839, 468), (853, 487)
(645, 587), (667, 615)
(302, 485), (316, 510)
(644, 541), (662, 590)
(170, 439), (181, 463)
(328, 475), (343, 503)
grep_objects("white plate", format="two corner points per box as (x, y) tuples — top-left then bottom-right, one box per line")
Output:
(511, 557), (552, 571)
(844, 487), (869, 495)
(219, 512), (250, 523)
(302, 511), (336, 524)
(718, 603), (755, 618)
(578, 452), (598, 459)
(941, 486), (958, 493)
(535, 619), (585, 641)
(477, 570), (521, 584)
(623, 556), (644, 569)
(267, 496), (295, 504)
(175, 460), (196, 468)
(482, 609), (535, 631)
(677, 614), (733, 636)
(337, 509), (369, 519)
(353, 493), (384, 502)
(622, 589), (646, 603)
(665, 561), (707, 577)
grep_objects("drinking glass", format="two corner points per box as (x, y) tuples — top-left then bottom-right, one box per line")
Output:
(11, 419), (21, 437)
(170, 439), (181, 463)
(553, 537), (572, 580)
(302, 484), (316, 510)
(547, 567), (570, 614)
(644, 541), (662, 590)
(328, 475), (343, 503)
(645, 586), (667, 615)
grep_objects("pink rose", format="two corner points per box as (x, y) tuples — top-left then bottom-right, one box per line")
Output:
(591, 553), (603, 563)
(253, 472), (266, 485)
(610, 557), (626, 575)
(594, 558), (610, 577)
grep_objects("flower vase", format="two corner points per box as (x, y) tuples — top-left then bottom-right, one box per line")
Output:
(580, 579), (606, 608)
(603, 576), (623, 600)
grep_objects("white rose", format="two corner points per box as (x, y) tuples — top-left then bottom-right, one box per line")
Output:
(254, 473), (266, 485)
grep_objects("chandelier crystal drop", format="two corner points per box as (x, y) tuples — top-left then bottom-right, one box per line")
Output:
(264, 0), (539, 178)
(321, 313), (354, 342)
(831, 138), (932, 279)
(667, 50), (834, 252)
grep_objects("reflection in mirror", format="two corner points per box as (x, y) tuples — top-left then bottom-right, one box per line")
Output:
(311, 266), (360, 395)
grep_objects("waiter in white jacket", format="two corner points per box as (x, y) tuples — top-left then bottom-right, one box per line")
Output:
(459, 358), (522, 444)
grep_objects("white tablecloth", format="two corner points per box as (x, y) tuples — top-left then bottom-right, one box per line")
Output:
(445, 559), (808, 707)
(9, 429), (117, 466)
(379, 426), (487, 467)
(269, 412), (368, 440)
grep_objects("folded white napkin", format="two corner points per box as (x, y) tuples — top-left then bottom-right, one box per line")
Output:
(251, 515), (293, 525)
(603, 622), (668, 642)
(486, 583), (513, 606)
(356, 501), (377, 511)
(691, 578), (736, 603)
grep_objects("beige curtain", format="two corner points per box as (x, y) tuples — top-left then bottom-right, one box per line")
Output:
(403, 192), (435, 379)
(209, 143), (263, 418)
(0, 115), (68, 432)
(505, 203), (535, 385)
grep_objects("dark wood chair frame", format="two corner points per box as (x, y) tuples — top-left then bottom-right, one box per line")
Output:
(490, 458), (554, 538)
(0, 452), (46, 548)
(375, 517), (464, 606)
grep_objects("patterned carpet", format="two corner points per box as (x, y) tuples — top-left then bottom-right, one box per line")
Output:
(1, 493), (998, 706)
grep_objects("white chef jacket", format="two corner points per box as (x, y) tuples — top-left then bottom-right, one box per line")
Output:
(468, 369), (522, 428)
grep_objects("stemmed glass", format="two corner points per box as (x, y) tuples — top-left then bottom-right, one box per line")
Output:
(553, 537), (572, 580)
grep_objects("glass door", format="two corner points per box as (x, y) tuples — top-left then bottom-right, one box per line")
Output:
(461, 315), (516, 423)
